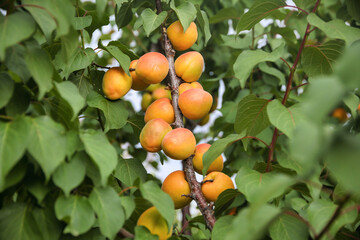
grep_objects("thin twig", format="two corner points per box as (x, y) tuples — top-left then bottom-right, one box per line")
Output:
(291, 82), (308, 90)
(118, 228), (134, 238)
(280, 57), (291, 71)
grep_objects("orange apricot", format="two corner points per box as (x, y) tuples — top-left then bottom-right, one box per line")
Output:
(178, 82), (203, 95)
(161, 171), (192, 209)
(140, 119), (172, 152)
(175, 51), (204, 82)
(332, 108), (348, 122)
(102, 67), (132, 100)
(145, 98), (175, 124)
(192, 143), (223, 175)
(141, 93), (153, 111)
(178, 88), (213, 120)
(137, 206), (172, 240)
(152, 86), (171, 100)
(130, 60), (149, 91)
(201, 171), (235, 202)
(167, 21), (198, 51)
(161, 128), (196, 160)
(135, 52), (169, 84)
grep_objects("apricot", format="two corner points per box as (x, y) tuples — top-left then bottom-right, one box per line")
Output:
(102, 67), (132, 100)
(332, 108), (348, 122)
(192, 143), (223, 175)
(146, 83), (162, 93)
(199, 114), (210, 126)
(161, 128), (196, 160)
(130, 60), (149, 91)
(135, 52), (169, 84)
(145, 98), (175, 124)
(167, 21), (198, 51)
(210, 97), (218, 112)
(161, 171), (192, 209)
(137, 206), (172, 240)
(178, 82), (203, 95)
(175, 51), (204, 82)
(141, 93), (153, 111)
(140, 119), (172, 152)
(201, 171), (235, 202)
(152, 86), (171, 100)
(178, 88), (213, 120)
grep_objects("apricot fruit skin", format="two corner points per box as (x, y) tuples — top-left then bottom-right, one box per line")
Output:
(332, 108), (348, 122)
(102, 67), (132, 100)
(130, 60), (150, 91)
(192, 143), (223, 175)
(201, 171), (235, 202)
(161, 170), (192, 209)
(178, 88), (213, 120)
(175, 51), (204, 82)
(167, 21), (198, 51)
(161, 128), (196, 160)
(140, 119), (172, 152)
(145, 98), (175, 124)
(135, 52), (169, 84)
(137, 206), (172, 240)
(152, 86), (171, 100)
(178, 82), (203, 95)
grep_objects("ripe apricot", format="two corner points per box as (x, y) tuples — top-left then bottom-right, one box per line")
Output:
(178, 82), (203, 95)
(140, 119), (172, 152)
(130, 60), (149, 91)
(162, 128), (196, 160)
(137, 206), (172, 240)
(175, 51), (204, 82)
(178, 88), (213, 120)
(161, 171), (192, 209)
(141, 93), (153, 111)
(102, 67), (132, 100)
(136, 52), (169, 84)
(192, 143), (223, 175)
(167, 21), (198, 51)
(152, 86), (171, 100)
(332, 108), (348, 122)
(201, 171), (235, 202)
(145, 98), (175, 124)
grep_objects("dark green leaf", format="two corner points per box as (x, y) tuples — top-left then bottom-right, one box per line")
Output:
(27, 180), (50, 204)
(141, 9), (167, 37)
(196, 5), (211, 46)
(5, 45), (31, 82)
(115, 2), (133, 28)
(209, 7), (238, 24)
(269, 213), (309, 240)
(212, 216), (235, 240)
(5, 84), (31, 117)
(346, 0), (360, 21)
(114, 157), (147, 186)
(0, 72), (14, 109)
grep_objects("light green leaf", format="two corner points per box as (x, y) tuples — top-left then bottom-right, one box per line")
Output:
(171, 1), (197, 31)
(53, 152), (86, 197)
(27, 180), (50, 204)
(96, 0), (108, 19)
(55, 195), (95, 236)
(87, 91), (129, 132)
(134, 226), (158, 240)
(80, 129), (118, 186)
(269, 213), (308, 240)
(140, 181), (175, 231)
(141, 9), (167, 37)
(55, 81), (85, 121)
(89, 186), (125, 240)
(259, 62), (285, 85)
(209, 7), (239, 24)
(212, 216), (235, 240)
(220, 34), (252, 49)
(60, 48), (96, 79)
(233, 43), (285, 87)
(114, 157), (147, 186)
(0, 11), (36, 60)
(60, 28), (79, 63)
(0, 72), (14, 109)
(108, 41), (139, 60)
(343, 93), (359, 117)
(307, 13), (360, 46)
(25, 47), (54, 100)
(65, 130), (82, 158)
(196, 5), (211, 46)
(73, 16), (93, 30)
(99, 42), (131, 75)
(120, 196), (135, 219)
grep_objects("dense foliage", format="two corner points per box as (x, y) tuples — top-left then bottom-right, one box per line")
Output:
(0, 0), (360, 239)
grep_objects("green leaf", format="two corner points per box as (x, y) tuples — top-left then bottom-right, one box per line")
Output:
(27, 116), (66, 181)
(269, 213), (309, 240)
(203, 133), (245, 175)
(60, 48), (96, 79)
(96, 0), (108, 19)
(65, 130), (82, 158)
(32, 206), (62, 240)
(89, 186), (125, 239)
(0, 160), (27, 192)
(0, 72), (14, 109)
(80, 129), (118, 186)
(214, 189), (242, 214)
(171, 1), (197, 31)
(60, 28), (79, 63)
(25, 47), (54, 100)
(27, 180), (50, 204)
(73, 16), (93, 30)
(55, 81), (86, 121)
(55, 195), (95, 236)
(134, 226), (158, 240)
(301, 40), (345, 77)
(53, 152), (86, 197)
(141, 9), (167, 37)
(346, 0), (360, 22)
(4, 45), (31, 82)
(114, 157), (147, 186)
(108, 41), (139, 60)
(212, 216), (235, 240)
(343, 93), (359, 117)
(209, 7), (239, 24)
(5, 84), (31, 117)
(195, 5), (211, 46)
(236, 0), (286, 33)
(139, 181), (175, 231)
(115, 2), (133, 28)
(0, 11), (36, 60)
(87, 91), (129, 132)
(258, 62), (285, 85)
(233, 43), (285, 87)
(99, 42), (131, 75)
(307, 13), (360, 46)
(120, 196), (135, 219)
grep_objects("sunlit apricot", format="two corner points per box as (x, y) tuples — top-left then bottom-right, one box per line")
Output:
(201, 171), (235, 202)
(145, 98), (175, 124)
(178, 88), (213, 120)
(192, 143), (223, 175)
(130, 60), (149, 91)
(136, 52), (169, 84)
(175, 51), (204, 82)
(178, 82), (203, 95)
(152, 86), (171, 100)
(167, 21), (198, 51)
(140, 119), (172, 152)
(161, 171), (192, 209)
(161, 128), (196, 160)
(102, 67), (132, 100)
(137, 206), (172, 240)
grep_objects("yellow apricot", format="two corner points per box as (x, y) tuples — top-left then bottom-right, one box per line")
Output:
(130, 60), (150, 91)
(102, 67), (132, 100)
(178, 88), (213, 120)
(140, 119), (172, 152)
(141, 93), (153, 111)
(152, 86), (171, 100)
(192, 143), (223, 175)
(161, 128), (196, 160)
(178, 82), (203, 95)
(161, 171), (192, 209)
(167, 21), (198, 51)
(146, 83), (162, 93)
(145, 98), (175, 124)
(135, 52), (169, 84)
(201, 171), (235, 202)
(137, 206), (172, 240)
(175, 51), (204, 82)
